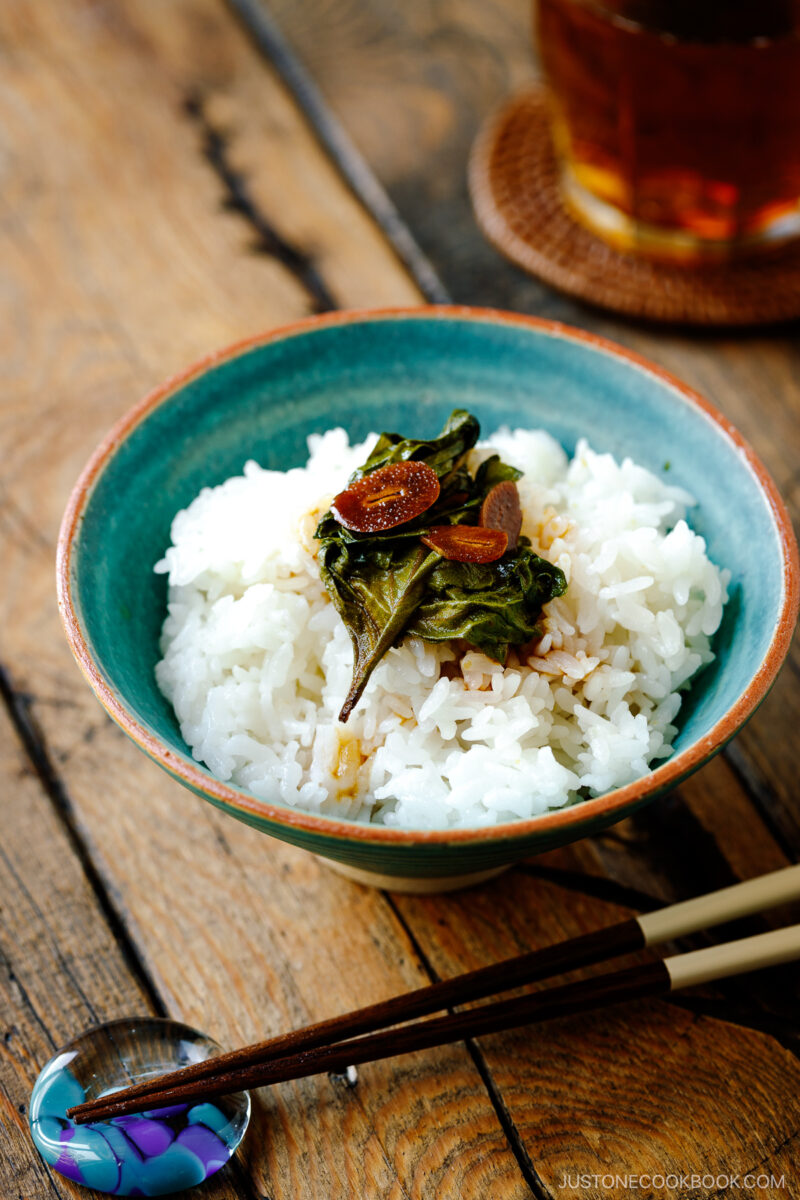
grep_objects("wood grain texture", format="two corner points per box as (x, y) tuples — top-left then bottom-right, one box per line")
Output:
(0, 701), (246, 1200)
(1, 0), (799, 1196)
(44, 722), (533, 1199)
(0, 1), (527, 1197)
(392, 871), (800, 1200)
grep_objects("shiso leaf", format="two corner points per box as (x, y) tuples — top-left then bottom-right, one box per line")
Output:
(409, 544), (568, 659)
(351, 408), (481, 482)
(317, 540), (441, 722)
(315, 410), (567, 722)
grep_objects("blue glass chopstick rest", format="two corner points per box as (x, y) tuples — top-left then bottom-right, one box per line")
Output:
(29, 1017), (250, 1196)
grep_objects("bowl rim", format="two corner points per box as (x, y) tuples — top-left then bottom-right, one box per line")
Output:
(56, 305), (800, 848)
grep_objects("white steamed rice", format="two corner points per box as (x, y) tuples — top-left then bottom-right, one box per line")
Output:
(154, 427), (729, 830)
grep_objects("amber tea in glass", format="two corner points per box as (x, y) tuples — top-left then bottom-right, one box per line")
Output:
(536, 0), (800, 260)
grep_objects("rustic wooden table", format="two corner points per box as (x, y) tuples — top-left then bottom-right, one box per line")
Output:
(2, 2), (800, 1198)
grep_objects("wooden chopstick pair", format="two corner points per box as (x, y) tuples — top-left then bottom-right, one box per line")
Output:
(68, 864), (800, 1125)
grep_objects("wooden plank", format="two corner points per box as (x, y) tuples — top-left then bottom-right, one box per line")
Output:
(257, 0), (800, 858)
(1, 0), (797, 1196)
(391, 867), (800, 1200)
(49, 721), (534, 1198)
(226, 0), (451, 304)
(0, 1), (532, 1196)
(0, 700), (256, 1200)
(385, 749), (800, 1189)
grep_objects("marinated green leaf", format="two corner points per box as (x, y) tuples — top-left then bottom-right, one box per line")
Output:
(409, 539), (567, 660)
(315, 410), (567, 721)
(474, 454), (522, 492)
(317, 539), (440, 721)
(352, 409), (480, 482)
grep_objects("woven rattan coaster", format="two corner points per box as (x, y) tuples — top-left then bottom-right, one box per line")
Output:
(469, 86), (800, 326)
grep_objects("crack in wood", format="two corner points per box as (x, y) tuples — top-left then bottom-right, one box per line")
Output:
(462, 1037), (553, 1200)
(0, 945), (56, 1055)
(669, 993), (800, 1061)
(706, 1126), (800, 1198)
(38, 1167), (68, 1200)
(383, 893), (550, 1200)
(183, 91), (337, 314)
(0, 841), (101, 1026)
(0, 664), (167, 1020)
(224, 0), (451, 305)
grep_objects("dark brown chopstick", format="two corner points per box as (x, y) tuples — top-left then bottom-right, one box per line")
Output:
(71, 960), (672, 1123)
(68, 915), (643, 1123)
(68, 868), (800, 1126)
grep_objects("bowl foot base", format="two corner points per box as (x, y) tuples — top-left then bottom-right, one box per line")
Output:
(318, 857), (510, 893)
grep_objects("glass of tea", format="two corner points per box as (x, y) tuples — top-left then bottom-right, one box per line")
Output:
(535, 0), (800, 261)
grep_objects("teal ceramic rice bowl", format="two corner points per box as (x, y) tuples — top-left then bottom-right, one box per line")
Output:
(57, 308), (799, 885)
